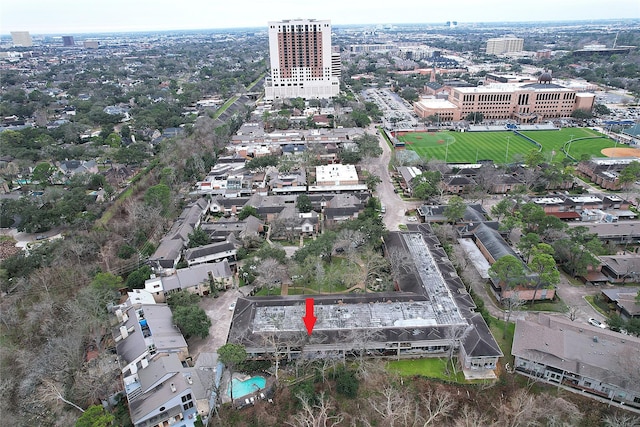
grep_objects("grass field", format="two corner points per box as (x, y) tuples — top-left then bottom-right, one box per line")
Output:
(398, 128), (616, 164)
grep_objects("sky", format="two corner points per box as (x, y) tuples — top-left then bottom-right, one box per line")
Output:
(2, 0), (639, 35)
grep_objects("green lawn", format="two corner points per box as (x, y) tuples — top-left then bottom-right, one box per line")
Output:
(386, 358), (467, 382)
(488, 316), (516, 366)
(398, 128), (616, 164)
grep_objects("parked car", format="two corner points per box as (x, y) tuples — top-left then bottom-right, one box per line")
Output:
(588, 318), (607, 329)
(229, 302), (236, 311)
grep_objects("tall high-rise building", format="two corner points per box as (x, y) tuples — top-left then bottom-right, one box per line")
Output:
(11, 31), (32, 47)
(264, 19), (340, 100)
(486, 37), (524, 55)
(62, 36), (75, 47)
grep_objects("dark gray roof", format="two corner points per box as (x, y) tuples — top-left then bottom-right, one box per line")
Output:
(324, 207), (360, 219)
(513, 314), (640, 393)
(473, 222), (519, 261)
(462, 313), (503, 358)
(184, 241), (236, 261)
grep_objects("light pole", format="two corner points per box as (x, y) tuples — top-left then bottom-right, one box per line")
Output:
(566, 134), (574, 158)
(505, 135), (511, 164)
(445, 136), (449, 163)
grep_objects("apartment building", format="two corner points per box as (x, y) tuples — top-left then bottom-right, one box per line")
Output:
(264, 19), (340, 100)
(486, 37), (524, 55)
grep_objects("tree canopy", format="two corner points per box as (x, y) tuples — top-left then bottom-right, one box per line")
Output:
(172, 305), (211, 339)
(488, 255), (527, 289)
(74, 405), (115, 427)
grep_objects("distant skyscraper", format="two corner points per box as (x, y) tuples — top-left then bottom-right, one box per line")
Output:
(83, 40), (100, 49)
(11, 31), (32, 47)
(264, 19), (340, 100)
(486, 37), (524, 55)
(62, 36), (75, 47)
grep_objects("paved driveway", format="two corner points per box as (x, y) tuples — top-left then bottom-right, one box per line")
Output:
(366, 124), (422, 230)
(189, 287), (243, 363)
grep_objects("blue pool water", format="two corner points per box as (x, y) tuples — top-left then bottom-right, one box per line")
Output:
(227, 376), (266, 398)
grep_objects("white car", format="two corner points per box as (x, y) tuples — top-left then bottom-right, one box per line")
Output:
(588, 318), (607, 329)
(229, 302), (236, 311)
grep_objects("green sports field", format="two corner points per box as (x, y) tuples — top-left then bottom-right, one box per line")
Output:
(397, 128), (617, 164)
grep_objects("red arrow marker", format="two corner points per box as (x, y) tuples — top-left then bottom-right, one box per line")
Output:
(302, 298), (317, 336)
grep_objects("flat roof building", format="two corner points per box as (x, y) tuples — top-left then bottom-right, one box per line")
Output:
(413, 78), (595, 123)
(486, 37), (524, 55)
(264, 19), (340, 100)
(227, 225), (502, 379)
(11, 31), (32, 47)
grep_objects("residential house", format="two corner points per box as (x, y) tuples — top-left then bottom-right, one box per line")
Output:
(183, 241), (237, 268)
(442, 174), (475, 194)
(598, 255), (640, 284)
(601, 288), (640, 320)
(512, 313), (640, 412)
(568, 221), (640, 245)
(396, 166), (423, 196)
(267, 168), (307, 194)
(58, 159), (99, 177)
(149, 198), (210, 272)
(144, 260), (234, 303)
(127, 353), (211, 427)
(491, 174), (524, 194)
(200, 215), (264, 243)
(577, 157), (638, 191)
(113, 303), (188, 380)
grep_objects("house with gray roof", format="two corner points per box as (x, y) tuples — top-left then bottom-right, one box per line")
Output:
(144, 260), (234, 303)
(184, 241), (237, 268)
(601, 287), (640, 320)
(200, 215), (264, 243)
(568, 221), (640, 245)
(512, 313), (640, 412)
(149, 198), (210, 272)
(113, 304), (188, 382)
(267, 168), (307, 194)
(127, 352), (212, 427)
(598, 255), (640, 284)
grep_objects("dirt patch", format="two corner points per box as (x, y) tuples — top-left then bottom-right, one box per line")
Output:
(601, 147), (640, 158)
(437, 139), (445, 144)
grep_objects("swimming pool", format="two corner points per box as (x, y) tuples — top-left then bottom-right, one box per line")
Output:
(227, 376), (266, 398)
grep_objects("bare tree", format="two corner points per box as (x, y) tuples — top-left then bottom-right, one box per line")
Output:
(502, 292), (525, 339)
(444, 324), (473, 376)
(453, 404), (491, 427)
(286, 391), (344, 427)
(565, 305), (581, 322)
(333, 229), (366, 255)
(367, 385), (414, 427)
(256, 257), (284, 295)
(492, 389), (538, 427)
(538, 396), (583, 427)
(39, 378), (85, 413)
(602, 413), (640, 427)
(71, 353), (120, 406)
(419, 387), (455, 426)
(386, 247), (417, 284)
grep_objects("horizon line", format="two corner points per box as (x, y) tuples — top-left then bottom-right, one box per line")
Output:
(3, 17), (638, 37)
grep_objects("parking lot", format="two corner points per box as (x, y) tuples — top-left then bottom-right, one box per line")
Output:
(363, 88), (420, 129)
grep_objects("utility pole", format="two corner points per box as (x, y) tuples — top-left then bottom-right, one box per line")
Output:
(505, 135), (511, 164)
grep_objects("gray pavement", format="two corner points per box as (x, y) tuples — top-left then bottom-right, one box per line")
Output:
(189, 287), (243, 363)
(367, 124), (423, 230)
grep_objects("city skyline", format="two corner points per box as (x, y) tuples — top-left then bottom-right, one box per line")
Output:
(2, 0), (639, 35)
